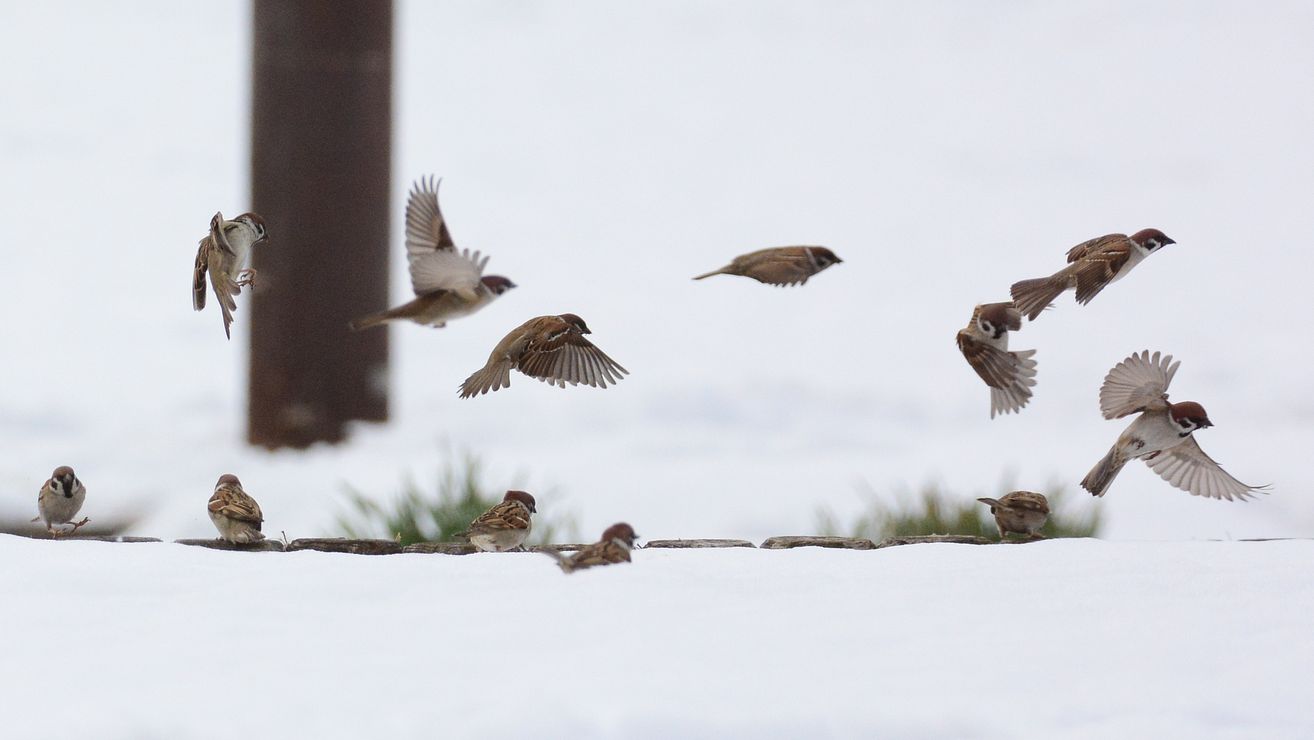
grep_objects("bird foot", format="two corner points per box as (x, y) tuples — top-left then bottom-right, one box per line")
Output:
(49, 517), (90, 538)
(237, 269), (258, 289)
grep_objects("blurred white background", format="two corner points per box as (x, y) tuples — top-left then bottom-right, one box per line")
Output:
(1, 1), (1311, 541)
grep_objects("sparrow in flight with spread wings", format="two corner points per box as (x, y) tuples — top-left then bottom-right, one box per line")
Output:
(1010, 229), (1174, 321)
(692, 246), (842, 286)
(349, 177), (515, 331)
(1081, 350), (1266, 501)
(955, 301), (1038, 418)
(458, 313), (628, 398)
(192, 211), (268, 339)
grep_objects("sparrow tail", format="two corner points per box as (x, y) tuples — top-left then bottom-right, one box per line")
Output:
(691, 267), (731, 280)
(458, 363), (513, 399)
(348, 312), (390, 332)
(1080, 447), (1126, 497)
(976, 497), (1002, 509)
(541, 548), (575, 573)
(1009, 276), (1067, 321)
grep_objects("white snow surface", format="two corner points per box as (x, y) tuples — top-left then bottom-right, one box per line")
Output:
(3, 536), (1312, 739)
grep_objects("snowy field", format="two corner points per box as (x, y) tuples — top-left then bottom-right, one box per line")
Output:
(4, 536), (1312, 739)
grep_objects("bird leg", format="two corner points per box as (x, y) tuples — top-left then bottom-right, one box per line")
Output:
(237, 269), (259, 289)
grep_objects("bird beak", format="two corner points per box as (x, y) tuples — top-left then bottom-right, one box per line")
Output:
(1163, 237), (1176, 246)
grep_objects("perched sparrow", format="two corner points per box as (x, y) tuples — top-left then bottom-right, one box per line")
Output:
(454, 490), (537, 552)
(977, 491), (1049, 539)
(955, 301), (1038, 418)
(1081, 350), (1266, 501)
(1010, 229), (1175, 320)
(207, 473), (266, 543)
(459, 313), (628, 398)
(349, 177), (516, 331)
(547, 523), (639, 573)
(192, 211), (269, 339)
(692, 246), (842, 286)
(33, 466), (89, 536)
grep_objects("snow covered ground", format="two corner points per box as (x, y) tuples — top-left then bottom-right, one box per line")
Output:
(4, 536), (1311, 739)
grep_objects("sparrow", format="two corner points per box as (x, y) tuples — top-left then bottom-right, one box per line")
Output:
(547, 523), (639, 573)
(955, 301), (1038, 418)
(207, 473), (266, 543)
(453, 490), (537, 552)
(692, 246), (842, 286)
(33, 466), (89, 536)
(459, 313), (628, 398)
(977, 491), (1049, 539)
(192, 211), (269, 339)
(1009, 228), (1175, 320)
(1080, 350), (1266, 501)
(349, 177), (516, 331)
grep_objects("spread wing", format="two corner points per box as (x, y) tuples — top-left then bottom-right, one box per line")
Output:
(1099, 350), (1178, 419)
(1143, 437), (1268, 501)
(957, 332), (1030, 390)
(192, 240), (210, 311)
(518, 332), (629, 390)
(1067, 235), (1132, 304)
(405, 176), (455, 255)
(208, 488), (264, 525)
(745, 254), (814, 287)
(464, 500), (531, 535)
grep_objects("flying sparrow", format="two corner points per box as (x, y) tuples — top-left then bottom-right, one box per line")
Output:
(192, 211), (269, 339)
(207, 473), (266, 544)
(33, 466), (89, 536)
(955, 301), (1038, 418)
(1081, 350), (1266, 501)
(349, 177), (516, 331)
(454, 490), (537, 552)
(977, 491), (1049, 539)
(459, 313), (628, 398)
(692, 246), (843, 286)
(547, 522), (639, 573)
(1009, 229), (1175, 320)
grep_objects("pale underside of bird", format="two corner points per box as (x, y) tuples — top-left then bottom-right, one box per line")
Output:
(546, 523), (638, 573)
(349, 176), (515, 331)
(192, 211), (268, 339)
(955, 301), (1038, 418)
(207, 474), (266, 544)
(977, 491), (1049, 539)
(454, 491), (537, 552)
(33, 465), (89, 536)
(1009, 228), (1174, 321)
(459, 313), (628, 398)
(692, 246), (843, 286)
(1080, 350), (1266, 501)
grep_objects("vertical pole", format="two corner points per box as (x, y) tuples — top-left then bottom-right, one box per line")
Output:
(249, 0), (392, 448)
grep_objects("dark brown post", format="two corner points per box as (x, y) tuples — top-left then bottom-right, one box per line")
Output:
(248, 0), (392, 448)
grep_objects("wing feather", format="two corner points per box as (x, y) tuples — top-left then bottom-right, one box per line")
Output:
(1144, 438), (1267, 501)
(1099, 350), (1178, 419)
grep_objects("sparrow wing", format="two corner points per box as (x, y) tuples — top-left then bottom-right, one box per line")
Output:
(464, 500), (531, 535)
(561, 541), (630, 571)
(208, 487), (264, 525)
(956, 332), (1031, 390)
(192, 239), (210, 311)
(1064, 233), (1126, 263)
(404, 176), (455, 255)
(518, 331), (629, 389)
(409, 248), (487, 296)
(1099, 350), (1178, 419)
(207, 250), (240, 340)
(1070, 239), (1133, 304)
(744, 254), (815, 287)
(1143, 437), (1268, 501)
(999, 491), (1050, 514)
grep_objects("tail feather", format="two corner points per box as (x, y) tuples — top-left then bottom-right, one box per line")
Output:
(541, 549), (574, 573)
(1010, 275), (1067, 321)
(976, 497), (1002, 509)
(348, 312), (390, 331)
(459, 362), (514, 398)
(692, 266), (731, 280)
(1081, 447), (1126, 497)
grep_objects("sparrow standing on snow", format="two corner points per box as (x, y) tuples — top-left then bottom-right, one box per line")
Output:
(349, 177), (516, 331)
(1010, 229), (1175, 320)
(459, 313), (628, 398)
(192, 211), (268, 339)
(207, 474), (266, 544)
(977, 491), (1049, 539)
(1081, 351), (1266, 501)
(692, 246), (843, 286)
(33, 466), (89, 537)
(547, 523), (639, 573)
(956, 302), (1038, 418)
(454, 490), (537, 552)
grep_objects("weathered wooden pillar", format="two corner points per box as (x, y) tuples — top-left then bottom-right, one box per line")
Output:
(248, 0), (393, 448)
